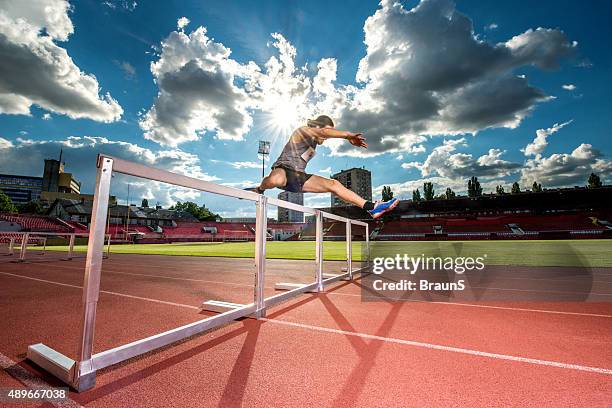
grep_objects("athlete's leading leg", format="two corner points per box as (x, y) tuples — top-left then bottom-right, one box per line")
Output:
(302, 175), (366, 208)
(257, 168), (287, 192)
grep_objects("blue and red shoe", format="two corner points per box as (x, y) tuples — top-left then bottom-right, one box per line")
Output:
(368, 197), (400, 219)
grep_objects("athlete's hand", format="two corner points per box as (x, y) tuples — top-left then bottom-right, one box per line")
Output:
(347, 133), (368, 148)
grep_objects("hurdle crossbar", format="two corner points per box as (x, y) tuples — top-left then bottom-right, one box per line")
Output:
(0, 232), (110, 262)
(26, 154), (370, 392)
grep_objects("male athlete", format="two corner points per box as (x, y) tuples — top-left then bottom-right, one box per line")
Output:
(251, 115), (399, 219)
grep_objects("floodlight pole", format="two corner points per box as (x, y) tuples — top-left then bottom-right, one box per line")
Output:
(258, 140), (270, 178)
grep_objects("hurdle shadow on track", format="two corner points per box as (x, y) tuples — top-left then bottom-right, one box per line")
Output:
(264, 275), (408, 406)
(316, 288), (408, 407)
(70, 320), (260, 406)
(218, 322), (262, 407)
(67, 276), (357, 405)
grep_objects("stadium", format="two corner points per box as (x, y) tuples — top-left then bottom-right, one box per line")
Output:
(1, 154), (611, 406)
(1, 1), (611, 407)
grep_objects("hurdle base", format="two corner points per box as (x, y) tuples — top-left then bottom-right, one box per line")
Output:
(27, 343), (81, 390)
(322, 273), (351, 281)
(201, 300), (248, 313)
(274, 282), (318, 292)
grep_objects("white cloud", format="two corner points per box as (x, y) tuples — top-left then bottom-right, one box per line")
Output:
(0, 136), (218, 206)
(330, 0), (575, 156)
(222, 180), (257, 189)
(395, 154), (404, 161)
(0, 0), (123, 121)
(318, 166), (332, 174)
(140, 0), (576, 158)
(210, 159), (263, 169)
(401, 161), (421, 170)
(401, 138), (521, 182)
(304, 193), (331, 209)
(229, 161), (261, 169)
(562, 84), (577, 91)
(41, 113), (52, 120)
(0, 137), (13, 149)
(177, 17), (190, 30)
(102, 1), (137, 11)
(139, 26), (254, 146)
(217, 206), (256, 219)
(114, 60), (136, 80)
(520, 144), (612, 187)
(0, 0), (73, 40)
(394, 120), (611, 192)
(522, 120), (572, 157)
(485, 23), (498, 31)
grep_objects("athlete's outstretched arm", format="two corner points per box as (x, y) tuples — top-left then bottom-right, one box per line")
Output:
(302, 126), (368, 149)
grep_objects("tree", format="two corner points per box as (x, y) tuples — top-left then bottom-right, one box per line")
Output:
(381, 186), (394, 201)
(587, 172), (602, 189)
(412, 189), (422, 202)
(532, 181), (542, 193)
(0, 190), (18, 213)
(511, 182), (521, 194)
(170, 201), (219, 221)
(496, 185), (505, 195)
(423, 182), (435, 201)
(18, 200), (44, 214)
(141, 198), (149, 208)
(467, 176), (482, 197)
(444, 187), (456, 200)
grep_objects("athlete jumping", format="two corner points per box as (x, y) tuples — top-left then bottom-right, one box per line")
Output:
(251, 115), (399, 219)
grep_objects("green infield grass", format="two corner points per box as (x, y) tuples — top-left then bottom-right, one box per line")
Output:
(35, 239), (612, 268)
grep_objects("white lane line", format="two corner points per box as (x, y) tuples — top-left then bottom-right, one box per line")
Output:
(261, 318), (612, 376)
(0, 272), (200, 311)
(2, 272), (612, 375)
(409, 301), (612, 318)
(2, 270), (612, 319)
(0, 352), (83, 408)
(85, 271), (612, 317)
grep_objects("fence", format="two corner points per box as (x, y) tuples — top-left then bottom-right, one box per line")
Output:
(27, 154), (370, 392)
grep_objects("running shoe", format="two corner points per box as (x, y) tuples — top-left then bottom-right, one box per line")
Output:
(368, 197), (400, 219)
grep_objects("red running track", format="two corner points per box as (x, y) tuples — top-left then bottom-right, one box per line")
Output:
(0, 253), (611, 407)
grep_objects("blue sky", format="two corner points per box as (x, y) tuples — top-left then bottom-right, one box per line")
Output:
(0, 0), (610, 217)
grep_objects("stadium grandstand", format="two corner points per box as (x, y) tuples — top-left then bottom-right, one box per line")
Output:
(318, 185), (612, 241)
(1, 185), (610, 243)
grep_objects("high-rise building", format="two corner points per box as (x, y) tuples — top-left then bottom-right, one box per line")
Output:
(331, 167), (372, 207)
(0, 174), (43, 204)
(277, 191), (304, 222)
(0, 157), (82, 206)
(42, 159), (81, 195)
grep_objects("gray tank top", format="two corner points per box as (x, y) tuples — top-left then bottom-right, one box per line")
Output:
(272, 127), (322, 173)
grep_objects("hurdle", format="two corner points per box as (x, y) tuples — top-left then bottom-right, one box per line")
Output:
(26, 154), (370, 392)
(0, 232), (111, 262)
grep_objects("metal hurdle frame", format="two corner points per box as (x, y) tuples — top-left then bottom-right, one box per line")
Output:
(27, 154), (370, 392)
(0, 232), (111, 261)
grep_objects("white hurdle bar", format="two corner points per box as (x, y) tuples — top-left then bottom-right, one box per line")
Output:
(27, 154), (370, 392)
(0, 232), (110, 262)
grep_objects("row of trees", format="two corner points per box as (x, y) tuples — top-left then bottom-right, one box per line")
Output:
(0, 189), (221, 222)
(169, 201), (220, 221)
(380, 172), (605, 203)
(0, 191), (46, 214)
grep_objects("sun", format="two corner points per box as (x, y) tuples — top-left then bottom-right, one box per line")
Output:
(258, 99), (305, 146)
(270, 101), (303, 135)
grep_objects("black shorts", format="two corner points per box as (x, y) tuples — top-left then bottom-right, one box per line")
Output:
(273, 164), (313, 193)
